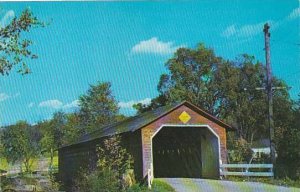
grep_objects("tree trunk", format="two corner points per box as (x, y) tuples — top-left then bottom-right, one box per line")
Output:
(49, 147), (54, 173)
(24, 158), (30, 173)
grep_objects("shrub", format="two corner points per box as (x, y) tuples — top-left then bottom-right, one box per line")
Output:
(126, 179), (175, 192)
(88, 169), (119, 192)
(228, 138), (253, 163)
(96, 135), (134, 190)
(73, 135), (135, 191)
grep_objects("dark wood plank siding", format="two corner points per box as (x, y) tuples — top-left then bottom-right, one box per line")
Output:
(58, 139), (99, 191)
(59, 131), (143, 191)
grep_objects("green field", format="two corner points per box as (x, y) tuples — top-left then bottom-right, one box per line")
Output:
(0, 154), (58, 172)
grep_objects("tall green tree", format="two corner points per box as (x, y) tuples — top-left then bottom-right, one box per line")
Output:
(157, 44), (223, 115)
(153, 44), (297, 178)
(0, 8), (45, 75)
(40, 111), (66, 171)
(1, 121), (41, 172)
(155, 45), (270, 141)
(275, 95), (300, 178)
(137, 44), (292, 143)
(79, 82), (119, 134)
(63, 113), (82, 144)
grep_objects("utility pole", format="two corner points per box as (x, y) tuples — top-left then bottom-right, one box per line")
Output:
(263, 23), (276, 167)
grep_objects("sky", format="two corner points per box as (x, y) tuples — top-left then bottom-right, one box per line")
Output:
(0, 1), (299, 126)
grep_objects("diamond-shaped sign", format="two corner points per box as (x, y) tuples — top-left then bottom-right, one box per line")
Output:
(179, 111), (191, 124)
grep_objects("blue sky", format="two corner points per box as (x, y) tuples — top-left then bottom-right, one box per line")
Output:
(0, 1), (299, 126)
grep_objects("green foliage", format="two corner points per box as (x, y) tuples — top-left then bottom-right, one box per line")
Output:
(96, 135), (134, 190)
(63, 113), (82, 144)
(73, 169), (119, 192)
(151, 179), (175, 192)
(135, 44), (293, 144)
(226, 176), (300, 188)
(126, 184), (149, 192)
(97, 135), (133, 175)
(39, 112), (66, 172)
(0, 8), (45, 75)
(74, 135), (134, 192)
(0, 157), (8, 170)
(126, 179), (175, 192)
(1, 121), (41, 172)
(133, 95), (167, 114)
(158, 44), (222, 115)
(79, 82), (119, 133)
(228, 138), (253, 163)
(90, 169), (119, 192)
(275, 100), (300, 179)
(131, 43), (299, 179)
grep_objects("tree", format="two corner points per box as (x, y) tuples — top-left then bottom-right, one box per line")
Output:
(40, 111), (66, 171)
(0, 8), (45, 75)
(132, 43), (298, 179)
(79, 82), (119, 134)
(1, 121), (41, 172)
(138, 45), (269, 141)
(275, 95), (300, 179)
(136, 44), (292, 143)
(157, 44), (223, 115)
(63, 113), (82, 144)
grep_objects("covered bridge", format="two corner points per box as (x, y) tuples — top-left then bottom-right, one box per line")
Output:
(59, 101), (233, 189)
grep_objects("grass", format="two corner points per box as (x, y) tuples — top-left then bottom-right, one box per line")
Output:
(151, 179), (175, 192)
(50, 155), (59, 168)
(1, 157), (39, 172)
(0, 154), (59, 173)
(226, 176), (300, 188)
(0, 158), (8, 170)
(127, 179), (175, 192)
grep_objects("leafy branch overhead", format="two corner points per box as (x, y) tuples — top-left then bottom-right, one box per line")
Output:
(0, 8), (45, 75)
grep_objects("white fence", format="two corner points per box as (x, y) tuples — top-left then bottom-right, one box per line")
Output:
(220, 164), (273, 177)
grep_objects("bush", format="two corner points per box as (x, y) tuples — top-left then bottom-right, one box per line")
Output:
(126, 179), (175, 192)
(97, 135), (134, 190)
(228, 138), (253, 163)
(126, 184), (149, 192)
(88, 169), (119, 192)
(73, 135), (135, 191)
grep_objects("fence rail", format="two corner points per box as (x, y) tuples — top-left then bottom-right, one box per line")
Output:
(220, 164), (273, 177)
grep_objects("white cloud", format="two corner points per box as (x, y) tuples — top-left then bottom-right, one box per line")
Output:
(0, 92), (20, 102)
(222, 8), (300, 38)
(222, 21), (273, 38)
(287, 8), (300, 20)
(238, 22), (269, 37)
(221, 25), (237, 37)
(39, 99), (63, 109)
(38, 99), (79, 110)
(118, 98), (151, 109)
(28, 102), (35, 108)
(0, 10), (15, 28)
(0, 93), (9, 102)
(63, 100), (79, 109)
(131, 37), (183, 55)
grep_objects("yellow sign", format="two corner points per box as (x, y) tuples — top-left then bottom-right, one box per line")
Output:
(179, 111), (191, 124)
